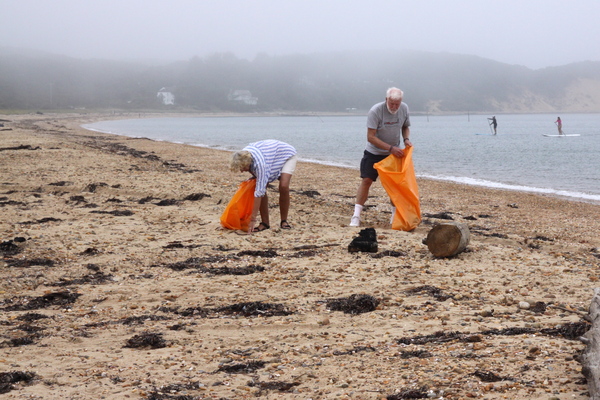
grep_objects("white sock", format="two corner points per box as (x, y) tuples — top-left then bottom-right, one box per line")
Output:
(353, 204), (363, 218)
(390, 206), (396, 224)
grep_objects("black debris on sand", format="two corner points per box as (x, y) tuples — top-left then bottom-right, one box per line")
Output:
(124, 332), (167, 349)
(326, 294), (380, 314)
(348, 227), (378, 253)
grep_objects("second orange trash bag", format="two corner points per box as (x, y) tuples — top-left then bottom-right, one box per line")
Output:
(373, 146), (421, 231)
(220, 178), (256, 231)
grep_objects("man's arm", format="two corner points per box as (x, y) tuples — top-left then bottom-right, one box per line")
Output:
(402, 126), (412, 147)
(367, 128), (406, 157)
(367, 128), (392, 151)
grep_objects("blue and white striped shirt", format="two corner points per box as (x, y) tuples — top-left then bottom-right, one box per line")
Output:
(244, 140), (297, 197)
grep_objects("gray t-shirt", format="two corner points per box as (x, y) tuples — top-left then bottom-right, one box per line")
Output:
(365, 101), (411, 155)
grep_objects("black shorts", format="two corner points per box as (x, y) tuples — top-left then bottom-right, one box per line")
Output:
(360, 150), (388, 181)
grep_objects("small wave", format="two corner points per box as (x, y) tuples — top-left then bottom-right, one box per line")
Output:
(420, 174), (600, 203)
(189, 143), (240, 152)
(81, 125), (113, 134)
(298, 157), (357, 169)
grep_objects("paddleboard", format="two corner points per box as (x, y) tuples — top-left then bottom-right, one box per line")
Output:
(543, 134), (580, 137)
(474, 133), (495, 136)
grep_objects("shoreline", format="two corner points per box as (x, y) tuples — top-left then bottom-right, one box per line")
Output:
(1, 112), (600, 399)
(80, 112), (600, 205)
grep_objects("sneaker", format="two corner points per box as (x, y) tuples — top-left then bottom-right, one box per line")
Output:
(349, 216), (361, 227)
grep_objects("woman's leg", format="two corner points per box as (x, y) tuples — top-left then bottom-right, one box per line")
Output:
(259, 193), (270, 227)
(278, 173), (291, 222)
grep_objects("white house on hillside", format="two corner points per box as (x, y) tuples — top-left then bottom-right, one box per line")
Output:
(228, 89), (258, 106)
(157, 87), (175, 105)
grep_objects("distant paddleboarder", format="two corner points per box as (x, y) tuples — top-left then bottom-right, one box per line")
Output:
(555, 116), (563, 135)
(487, 116), (497, 135)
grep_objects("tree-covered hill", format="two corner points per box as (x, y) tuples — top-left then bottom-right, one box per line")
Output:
(1, 48), (599, 113)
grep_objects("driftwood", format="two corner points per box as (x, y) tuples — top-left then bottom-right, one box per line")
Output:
(548, 304), (590, 319)
(581, 287), (600, 400)
(425, 222), (470, 258)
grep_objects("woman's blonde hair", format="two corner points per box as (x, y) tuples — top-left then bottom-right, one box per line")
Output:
(230, 150), (253, 172)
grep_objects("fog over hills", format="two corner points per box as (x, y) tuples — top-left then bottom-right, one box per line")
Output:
(1, 48), (600, 113)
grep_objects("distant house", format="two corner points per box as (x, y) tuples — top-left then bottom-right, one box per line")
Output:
(157, 87), (175, 105)
(228, 89), (258, 106)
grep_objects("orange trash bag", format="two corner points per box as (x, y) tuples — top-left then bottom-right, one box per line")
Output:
(220, 178), (256, 231)
(373, 146), (421, 231)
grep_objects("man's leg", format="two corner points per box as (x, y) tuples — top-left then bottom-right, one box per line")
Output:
(356, 178), (372, 206)
(350, 178), (373, 226)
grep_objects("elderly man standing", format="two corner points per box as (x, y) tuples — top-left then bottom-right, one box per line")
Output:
(349, 87), (412, 227)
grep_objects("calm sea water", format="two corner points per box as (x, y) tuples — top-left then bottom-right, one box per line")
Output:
(83, 113), (600, 203)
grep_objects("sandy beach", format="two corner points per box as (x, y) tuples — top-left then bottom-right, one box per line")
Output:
(1, 112), (600, 399)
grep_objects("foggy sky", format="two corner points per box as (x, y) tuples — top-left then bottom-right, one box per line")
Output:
(1, 0), (599, 69)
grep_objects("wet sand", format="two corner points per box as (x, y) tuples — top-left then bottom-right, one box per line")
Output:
(1, 112), (600, 399)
